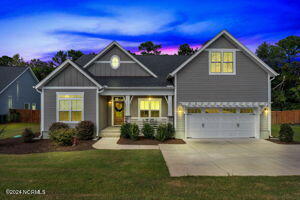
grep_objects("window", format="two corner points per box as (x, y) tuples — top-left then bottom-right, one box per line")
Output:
(222, 108), (236, 113)
(8, 96), (13, 109)
(205, 108), (220, 113)
(32, 103), (37, 110)
(57, 93), (84, 122)
(240, 108), (254, 113)
(24, 103), (30, 110)
(111, 55), (120, 69)
(139, 98), (161, 118)
(210, 50), (235, 74)
(188, 108), (201, 113)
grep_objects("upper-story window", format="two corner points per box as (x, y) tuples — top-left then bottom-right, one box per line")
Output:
(110, 55), (120, 69)
(209, 50), (235, 75)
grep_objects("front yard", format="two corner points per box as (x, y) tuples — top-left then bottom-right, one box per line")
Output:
(0, 150), (300, 200)
(272, 124), (300, 142)
(0, 123), (40, 139)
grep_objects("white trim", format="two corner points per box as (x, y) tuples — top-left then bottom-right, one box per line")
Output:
(167, 95), (173, 116)
(174, 74), (177, 130)
(169, 30), (278, 77)
(96, 89), (99, 137)
(8, 96), (13, 109)
(41, 88), (44, 132)
(43, 86), (98, 89)
(104, 86), (174, 90)
(208, 50), (236, 75)
(0, 67), (29, 95)
(138, 98), (162, 118)
(28, 67), (39, 82)
(82, 41), (158, 78)
(56, 92), (84, 123)
(35, 59), (102, 89)
(180, 102), (268, 108)
(110, 55), (120, 69)
(95, 60), (135, 64)
(101, 89), (174, 96)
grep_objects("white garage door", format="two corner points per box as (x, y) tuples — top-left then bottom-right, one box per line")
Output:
(186, 113), (256, 138)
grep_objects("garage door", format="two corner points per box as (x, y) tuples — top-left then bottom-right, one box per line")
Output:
(186, 113), (256, 138)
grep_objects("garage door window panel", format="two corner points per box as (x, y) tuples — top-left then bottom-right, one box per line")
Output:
(240, 108), (254, 113)
(205, 108), (220, 113)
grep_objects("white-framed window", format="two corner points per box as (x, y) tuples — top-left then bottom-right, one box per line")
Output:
(110, 55), (120, 69)
(56, 92), (84, 123)
(24, 103), (30, 110)
(138, 98), (161, 118)
(32, 103), (37, 110)
(209, 50), (236, 75)
(8, 96), (13, 109)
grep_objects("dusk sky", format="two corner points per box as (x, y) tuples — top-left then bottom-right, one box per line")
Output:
(0, 0), (299, 61)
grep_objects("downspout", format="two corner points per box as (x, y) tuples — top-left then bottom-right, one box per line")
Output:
(269, 76), (275, 138)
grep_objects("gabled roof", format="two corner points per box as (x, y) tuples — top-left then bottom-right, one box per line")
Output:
(35, 59), (102, 89)
(82, 41), (158, 78)
(75, 55), (190, 87)
(0, 66), (38, 94)
(169, 30), (279, 77)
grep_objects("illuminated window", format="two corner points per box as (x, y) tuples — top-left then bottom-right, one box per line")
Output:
(57, 93), (83, 122)
(111, 55), (120, 69)
(188, 108), (201, 113)
(205, 108), (220, 113)
(32, 103), (37, 110)
(24, 103), (30, 110)
(240, 108), (254, 113)
(139, 98), (161, 117)
(222, 108), (236, 113)
(210, 50), (235, 74)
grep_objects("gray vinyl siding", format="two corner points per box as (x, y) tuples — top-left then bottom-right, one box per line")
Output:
(0, 70), (40, 115)
(87, 46), (150, 76)
(46, 64), (96, 87)
(207, 35), (239, 49)
(43, 89), (97, 131)
(130, 96), (168, 117)
(99, 96), (108, 130)
(177, 51), (268, 102)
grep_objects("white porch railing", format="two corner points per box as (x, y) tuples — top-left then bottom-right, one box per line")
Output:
(129, 117), (171, 129)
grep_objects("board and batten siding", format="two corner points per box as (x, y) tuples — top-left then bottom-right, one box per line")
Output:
(43, 89), (97, 132)
(46, 64), (96, 87)
(87, 45), (150, 76)
(176, 51), (268, 102)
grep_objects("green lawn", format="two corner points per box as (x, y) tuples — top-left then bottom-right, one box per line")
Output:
(0, 150), (299, 200)
(272, 124), (300, 142)
(0, 123), (40, 139)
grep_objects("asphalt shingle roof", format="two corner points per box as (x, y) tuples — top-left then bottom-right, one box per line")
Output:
(0, 66), (28, 92)
(75, 54), (190, 87)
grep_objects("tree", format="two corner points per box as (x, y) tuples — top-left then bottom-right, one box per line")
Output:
(52, 51), (67, 66)
(138, 41), (161, 55)
(256, 42), (285, 68)
(178, 44), (195, 55)
(276, 36), (300, 63)
(0, 56), (13, 66)
(67, 49), (84, 61)
(28, 59), (55, 80)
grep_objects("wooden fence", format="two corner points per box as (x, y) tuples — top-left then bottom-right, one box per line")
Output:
(14, 109), (40, 123)
(272, 110), (300, 124)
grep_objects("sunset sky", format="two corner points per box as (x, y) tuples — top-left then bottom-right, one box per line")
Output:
(0, 0), (299, 60)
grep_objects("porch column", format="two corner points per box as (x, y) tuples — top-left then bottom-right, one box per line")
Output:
(167, 95), (173, 116)
(125, 95), (131, 116)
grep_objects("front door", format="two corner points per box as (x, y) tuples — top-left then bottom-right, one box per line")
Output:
(113, 97), (124, 125)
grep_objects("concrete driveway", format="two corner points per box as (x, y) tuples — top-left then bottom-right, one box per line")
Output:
(159, 139), (300, 176)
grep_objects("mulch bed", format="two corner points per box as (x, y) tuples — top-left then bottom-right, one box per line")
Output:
(117, 137), (186, 145)
(266, 138), (300, 144)
(0, 137), (96, 154)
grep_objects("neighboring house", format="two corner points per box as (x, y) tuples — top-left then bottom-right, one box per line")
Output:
(0, 66), (40, 115)
(35, 30), (278, 139)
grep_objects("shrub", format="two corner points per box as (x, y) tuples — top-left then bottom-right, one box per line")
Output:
(166, 123), (175, 139)
(8, 110), (20, 122)
(22, 128), (35, 143)
(279, 124), (294, 143)
(76, 121), (95, 140)
(142, 123), (155, 139)
(49, 122), (69, 132)
(155, 124), (168, 142)
(50, 128), (76, 146)
(129, 123), (139, 140)
(120, 123), (131, 138)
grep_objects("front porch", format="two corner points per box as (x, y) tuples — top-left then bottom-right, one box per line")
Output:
(98, 94), (174, 137)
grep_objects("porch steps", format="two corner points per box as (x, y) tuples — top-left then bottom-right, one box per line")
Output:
(100, 127), (121, 137)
